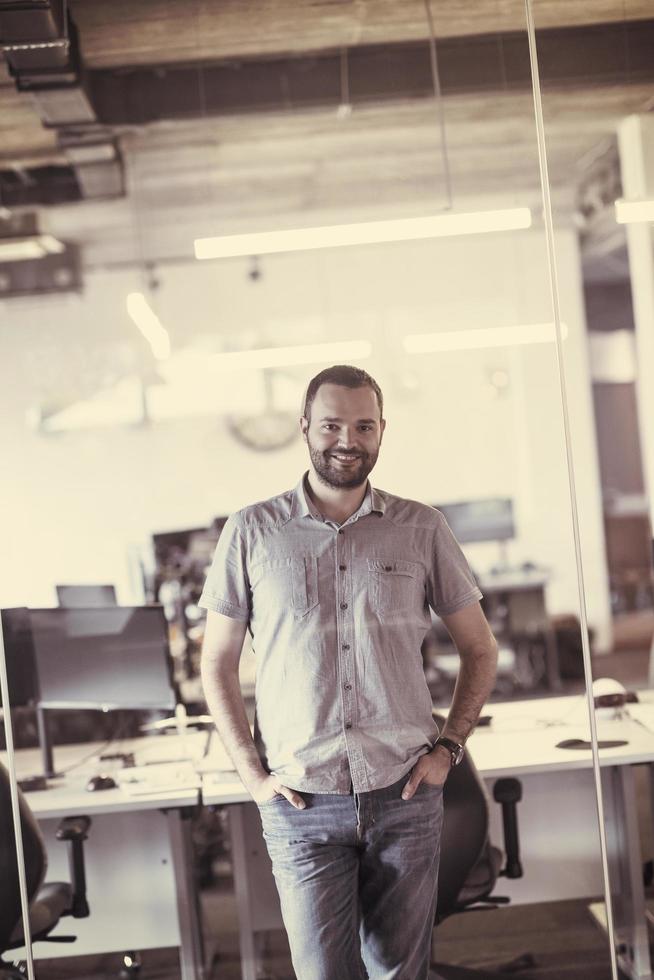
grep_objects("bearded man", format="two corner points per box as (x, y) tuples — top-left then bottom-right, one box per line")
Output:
(200, 364), (498, 980)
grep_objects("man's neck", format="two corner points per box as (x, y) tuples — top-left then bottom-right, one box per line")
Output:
(306, 470), (368, 524)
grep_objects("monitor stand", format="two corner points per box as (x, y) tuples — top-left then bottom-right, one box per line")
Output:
(496, 539), (510, 571)
(36, 705), (61, 779)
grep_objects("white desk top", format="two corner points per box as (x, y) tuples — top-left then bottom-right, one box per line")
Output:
(3, 736), (201, 818)
(6, 694), (654, 812)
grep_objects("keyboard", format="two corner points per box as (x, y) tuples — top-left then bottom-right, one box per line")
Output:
(117, 761), (201, 796)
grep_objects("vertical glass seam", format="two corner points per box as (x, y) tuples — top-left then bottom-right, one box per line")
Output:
(0, 620), (36, 980)
(523, 3), (619, 977)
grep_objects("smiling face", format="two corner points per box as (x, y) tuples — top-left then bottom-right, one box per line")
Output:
(301, 383), (385, 490)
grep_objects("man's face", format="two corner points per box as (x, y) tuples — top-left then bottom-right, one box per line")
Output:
(301, 383), (385, 490)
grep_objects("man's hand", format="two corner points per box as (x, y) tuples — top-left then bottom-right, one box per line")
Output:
(401, 745), (452, 800)
(249, 773), (306, 810)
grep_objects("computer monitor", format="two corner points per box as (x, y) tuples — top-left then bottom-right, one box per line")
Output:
(30, 606), (176, 712)
(0, 608), (38, 709)
(56, 584), (117, 608)
(435, 498), (515, 545)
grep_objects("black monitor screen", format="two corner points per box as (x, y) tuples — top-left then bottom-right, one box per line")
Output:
(30, 606), (176, 711)
(0, 608), (38, 708)
(56, 584), (117, 608)
(436, 499), (515, 544)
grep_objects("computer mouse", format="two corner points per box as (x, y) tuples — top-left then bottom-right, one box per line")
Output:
(556, 738), (588, 749)
(556, 738), (628, 751)
(86, 774), (117, 792)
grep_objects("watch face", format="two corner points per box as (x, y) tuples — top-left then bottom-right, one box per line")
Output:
(437, 736), (464, 765)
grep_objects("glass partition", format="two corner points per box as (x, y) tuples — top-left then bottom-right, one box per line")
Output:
(0, 0), (621, 977)
(534, 2), (654, 978)
(0, 616), (36, 979)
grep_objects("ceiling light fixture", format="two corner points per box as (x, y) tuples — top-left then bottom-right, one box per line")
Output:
(0, 234), (65, 262)
(126, 292), (171, 361)
(204, 340), (372, 372)
(404, 321), (569, 354)
(194, 208), (532, 260)
(614, 198), (654, 224)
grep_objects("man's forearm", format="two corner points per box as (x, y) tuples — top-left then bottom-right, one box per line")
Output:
(443, 639), (498, 744)
(201, 662), (267, 791)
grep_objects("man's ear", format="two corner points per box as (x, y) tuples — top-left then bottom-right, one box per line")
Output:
(379, 418), (386, 442)
(300, 416), (309, 440)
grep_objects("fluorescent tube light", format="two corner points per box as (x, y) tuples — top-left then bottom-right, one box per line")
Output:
(126, 293), (171, 361)
(195, 208), (532, 260)
(404, 321), (569, 354)
(205, 340), (371, 372)
(0, 234), (65, 262)
(615, 199), (654, 224)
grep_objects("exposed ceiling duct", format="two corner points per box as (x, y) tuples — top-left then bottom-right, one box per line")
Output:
(0, 0), (125, 201)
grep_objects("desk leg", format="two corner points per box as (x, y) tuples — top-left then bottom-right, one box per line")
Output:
(600, 766), (651, 980)
(167, 809), (205, 980)
(228, 805), (259, 980)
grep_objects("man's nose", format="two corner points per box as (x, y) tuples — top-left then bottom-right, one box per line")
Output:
(336, 429), (356, 447)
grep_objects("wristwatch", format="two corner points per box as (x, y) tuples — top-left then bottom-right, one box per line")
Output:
(434, 735), (465, 767)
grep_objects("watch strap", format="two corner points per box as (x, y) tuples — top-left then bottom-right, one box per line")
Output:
(435, 735), (465, 766)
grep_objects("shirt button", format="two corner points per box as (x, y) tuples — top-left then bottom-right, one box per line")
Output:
(340, 602), (348, 610)
(342, 643), (350, 650)
(344, 683), (352, 690)
(339, 564), (346, 571)
(338, 529), (344, 535)
(345, 722), (352, 730)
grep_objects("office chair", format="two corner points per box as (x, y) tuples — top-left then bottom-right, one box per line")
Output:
(0, 762), (91, 979)
(431, 714), (528, 980)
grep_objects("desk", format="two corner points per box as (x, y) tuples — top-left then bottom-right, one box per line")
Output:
(470, 696), (654, 980)
(201, 695), (654, 980)
(6, 703), (654, 980)
(4, 739), (204, 980)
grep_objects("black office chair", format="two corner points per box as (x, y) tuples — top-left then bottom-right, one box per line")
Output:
(431, 714), (528, 980)
(0, 762), (91, 979)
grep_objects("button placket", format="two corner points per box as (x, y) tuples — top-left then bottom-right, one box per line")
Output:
(336, 528), (357, 747)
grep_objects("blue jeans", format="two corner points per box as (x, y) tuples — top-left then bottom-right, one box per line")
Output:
(257, 774), (444, 980)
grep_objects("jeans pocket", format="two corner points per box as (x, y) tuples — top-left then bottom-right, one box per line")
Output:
(415, 780), (444, 794)
(257, 793), (287, 807)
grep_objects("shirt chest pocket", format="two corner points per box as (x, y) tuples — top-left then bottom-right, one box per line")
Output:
(367, 558), (422, 624)
(252, 556), (319, 620)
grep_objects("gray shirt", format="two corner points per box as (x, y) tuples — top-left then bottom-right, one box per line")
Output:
(199, 474), (482, 793)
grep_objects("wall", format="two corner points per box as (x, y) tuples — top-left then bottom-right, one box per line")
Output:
(0, 226), (611, 647)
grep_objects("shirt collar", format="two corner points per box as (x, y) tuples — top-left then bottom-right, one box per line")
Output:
(292, 472), (386, 521)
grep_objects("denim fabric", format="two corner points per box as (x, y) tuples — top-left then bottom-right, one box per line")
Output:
(258, 774), (444, 980)
(199, 474), (481, 793)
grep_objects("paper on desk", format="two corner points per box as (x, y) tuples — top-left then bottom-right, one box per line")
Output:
(624, 702), (654, 734)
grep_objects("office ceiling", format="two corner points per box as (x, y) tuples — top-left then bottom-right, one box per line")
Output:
(0, 1), (653, 271)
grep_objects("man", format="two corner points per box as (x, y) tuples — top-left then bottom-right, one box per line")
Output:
(200, 364), (498, 980)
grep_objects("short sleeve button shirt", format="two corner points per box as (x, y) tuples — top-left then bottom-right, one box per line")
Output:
(199, 474), (482, 794)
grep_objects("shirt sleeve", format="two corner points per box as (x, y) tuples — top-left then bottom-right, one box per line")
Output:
(426, 511), (483, 616)
(198, 514), (251, 621)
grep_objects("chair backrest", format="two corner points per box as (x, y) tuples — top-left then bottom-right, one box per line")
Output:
(434, 716), (496, 921)
(0, 762), (47, 951)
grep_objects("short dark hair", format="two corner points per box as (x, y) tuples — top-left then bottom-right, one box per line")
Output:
(302, 364), (384, 422)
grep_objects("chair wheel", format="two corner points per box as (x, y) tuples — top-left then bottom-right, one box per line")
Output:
(118, 951), (142, 977)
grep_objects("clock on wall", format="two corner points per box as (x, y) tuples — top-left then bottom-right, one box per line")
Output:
(226, 409), (300, 452)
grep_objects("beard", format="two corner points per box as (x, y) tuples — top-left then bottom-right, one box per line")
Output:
(307, 438), (379, 490)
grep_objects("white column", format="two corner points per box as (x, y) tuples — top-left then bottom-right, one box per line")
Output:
(617, 115), (654, 524)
